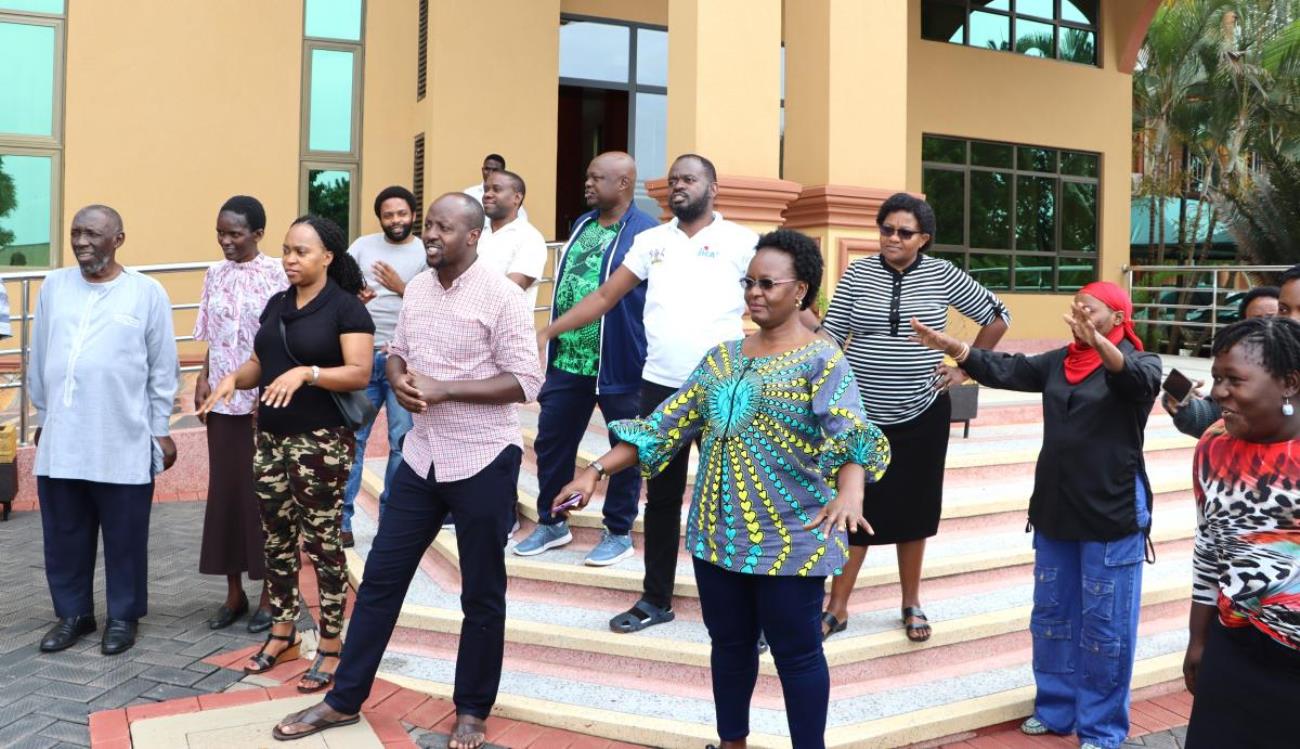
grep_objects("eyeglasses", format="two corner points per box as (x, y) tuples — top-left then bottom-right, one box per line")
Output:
(879, 225), (922, 241)
(740, 277), (799, 291)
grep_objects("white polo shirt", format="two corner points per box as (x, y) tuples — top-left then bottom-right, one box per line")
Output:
(478, 216), (549, 309)
(622, 212), (757, 387)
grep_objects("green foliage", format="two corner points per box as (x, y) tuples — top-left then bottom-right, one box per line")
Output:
(307, 172), (351, 238)
(1219, 146), (1300, 265)
(0, 157), (15, 249)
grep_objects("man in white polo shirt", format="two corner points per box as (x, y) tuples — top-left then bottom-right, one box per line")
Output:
(478, 170), (548, 310)
(537, 153), (756, 632)
(464, 153), (527, 227)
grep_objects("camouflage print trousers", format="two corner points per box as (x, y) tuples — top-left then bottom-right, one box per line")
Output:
(254, 426), (354, 638)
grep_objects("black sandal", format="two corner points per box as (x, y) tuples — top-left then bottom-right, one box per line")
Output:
(272, 703), (360, 742)
(608, 600), (674, 634)
(297, 649), (341, 693)
(244, 630), (300, 674)
(902, 606), (932, 642)
(821, 611), (847, 641)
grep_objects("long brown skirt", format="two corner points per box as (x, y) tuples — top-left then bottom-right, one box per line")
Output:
(198, 413), (265, 578)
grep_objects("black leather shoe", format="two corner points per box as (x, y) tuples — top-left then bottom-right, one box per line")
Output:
(207, 596), (249, 630)
(39, 615), (97, 653)
(341, 530), (355, 548)
(247, 607), (274, 633)
(101, 619), (137, 655)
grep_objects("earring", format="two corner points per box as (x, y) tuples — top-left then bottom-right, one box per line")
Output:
(1285, 398), (1295, 417)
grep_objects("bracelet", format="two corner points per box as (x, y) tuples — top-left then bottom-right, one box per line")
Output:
(309, 365), (320, 385)
(589, 460), (608, 481)
(954, 342), (971, 364)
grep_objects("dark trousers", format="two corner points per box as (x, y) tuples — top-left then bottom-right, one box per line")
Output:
(37, 477), (154, 621)
(641, 380), (693, 609)
(693, 558), (829, 749)
(1186, 620), (1300, 749)
(326, 446), (521, 718)
(534, 368), (641, 533)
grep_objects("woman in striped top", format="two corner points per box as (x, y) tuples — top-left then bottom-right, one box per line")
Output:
(819, 193), (1010, 642)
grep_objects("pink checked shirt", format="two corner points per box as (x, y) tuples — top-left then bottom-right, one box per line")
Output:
(390, 260), (544, 481)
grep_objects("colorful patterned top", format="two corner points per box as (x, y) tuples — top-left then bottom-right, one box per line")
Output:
(193, 253), (287, 415)
(551, 220), (618, 377)
(1192, 422), (1300, 650)
(610, 339), (890, 577)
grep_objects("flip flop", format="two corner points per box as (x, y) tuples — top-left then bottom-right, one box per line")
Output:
(821, 611), (847, 641)
(271, 704), (360, 742)
(902, 606), (932, 642)
(609, 600), (675, 634)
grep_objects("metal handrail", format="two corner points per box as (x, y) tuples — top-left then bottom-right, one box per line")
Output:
(4, 242), (562, 446)
(1123, 263), (1290, 349)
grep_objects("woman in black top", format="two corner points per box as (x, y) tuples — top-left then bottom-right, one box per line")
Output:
(819, 193), (1011, 643)
(911, 281), (1161, 749)
(200, 215), (374, 694)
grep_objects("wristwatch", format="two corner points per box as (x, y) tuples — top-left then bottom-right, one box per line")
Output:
(309, 365), (320, 385)
(590, 460), (608, 481)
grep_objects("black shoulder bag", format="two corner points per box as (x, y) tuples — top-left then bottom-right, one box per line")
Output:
(278, 318), (378, 431)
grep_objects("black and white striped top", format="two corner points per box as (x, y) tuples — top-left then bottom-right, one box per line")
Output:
(821, 254), (1011, 425)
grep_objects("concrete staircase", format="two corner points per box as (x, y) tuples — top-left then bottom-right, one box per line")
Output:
(345, 386), (1199, 749)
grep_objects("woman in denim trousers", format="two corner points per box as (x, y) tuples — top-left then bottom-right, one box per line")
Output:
(912, 281), (1161, 749)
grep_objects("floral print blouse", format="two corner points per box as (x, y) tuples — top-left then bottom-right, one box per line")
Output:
(610, 339), (890, 577)
(193, 254), (287, 416)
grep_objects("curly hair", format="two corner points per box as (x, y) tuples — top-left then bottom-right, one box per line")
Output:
(290, 215), (366, 295)
(876, 192), (937, 252)
(754, 228), (823, 311)
(373, 185), (416, 217)
(1211, 316), (1300, 382)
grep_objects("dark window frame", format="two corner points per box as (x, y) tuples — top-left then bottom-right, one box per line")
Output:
(920, 0), (1100, 67)
(922, 133), (1101, 293)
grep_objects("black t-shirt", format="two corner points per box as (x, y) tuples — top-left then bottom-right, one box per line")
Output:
(254, 280), (375, 435)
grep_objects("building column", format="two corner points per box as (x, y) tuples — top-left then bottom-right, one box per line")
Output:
(781, 0), (911, 289)
(648, 0), (798, 231)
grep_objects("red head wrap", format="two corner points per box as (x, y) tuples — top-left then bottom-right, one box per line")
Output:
(1063, 281), (1144, 385)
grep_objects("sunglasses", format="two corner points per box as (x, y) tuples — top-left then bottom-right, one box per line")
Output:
(739, 277), (799, 291)
(879, 225), (923, 241)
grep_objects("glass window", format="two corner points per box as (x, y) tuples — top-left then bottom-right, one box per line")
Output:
(0, 0), (63, 13)
(968, 253), (1011, 290)
(1014, 254), (1053, 290)
(920, 1), (965, 44)
(1058, 258), (1096, 291)
(922, 136), (966, 164)
(1015, 175), (1056, 252)
(969, 11), (1010, 51)
(1059, 28), (1096, 64)
(922, 168), (965, 246)
(304, 0), (362, 41)
(559, 21), (630, 83)
(921, 0), (1098, 65)
(1018, 146), (1057, 172)
(1061, 0), (1099, 25)
(1015, 18), (1054, 57)
(308, 48), (355, 153)
(634, 92), (667, 216)
(0, 153), (52, 267)
(970, 171), (1012, 249)
(1060, 151), (1099, 177)
(636, 28), (667, 88)
(1061, 181), (1098, 252)
(1016, 0), (1053, 19)
(0, 21), (56, 137)
(307, 169), (352, 237)
(971, 141), (1013, 168)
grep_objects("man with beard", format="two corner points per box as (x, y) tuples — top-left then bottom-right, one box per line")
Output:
(513, 151), (657, 565)
(535, 154), (756, 630)
(30, 204), (180, 655)
(273, 193), (542, 748)
(478, 169), (547, 310)
(341, 186), (429, 540)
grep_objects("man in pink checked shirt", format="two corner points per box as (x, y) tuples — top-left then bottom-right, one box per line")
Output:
(274, 193), (543, 749)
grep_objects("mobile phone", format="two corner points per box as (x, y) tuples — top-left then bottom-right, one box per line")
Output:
(554, 492), (583, 512)
(1162, 368), (1194, 404)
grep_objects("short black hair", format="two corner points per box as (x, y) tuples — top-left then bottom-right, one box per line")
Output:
(373, 186), (417, 218)
(495, 169), (526, 197)
(1239, 286), (1280, 317)
(77, 204), (124, 235)
(1281, 264), (1300, 286)
(484, 153), (506, 168)
(219, 195), (266, 232)
(290, 215), (365, 295)
(754, 228), (823, 311)
(876, 193), (937, 252)
(1211, 316), (1300, 382)
(674, 153), (718, 183)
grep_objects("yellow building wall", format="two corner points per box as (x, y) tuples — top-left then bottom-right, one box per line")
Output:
(907, 0), (1142, 341)
(560, 0), (667, 26)
(357, 0), (420, 237)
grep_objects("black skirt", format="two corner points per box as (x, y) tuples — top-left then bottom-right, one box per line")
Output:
(849, 393), (951, 547)
(198, 413), (265, 578)
(1186, 619), (1300, 748)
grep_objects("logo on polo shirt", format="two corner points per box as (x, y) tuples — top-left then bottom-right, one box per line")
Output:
(697, 244), (717, 258)
(648, 247), (666, 265)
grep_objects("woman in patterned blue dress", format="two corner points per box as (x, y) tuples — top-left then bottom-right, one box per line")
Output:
(554, 229), (890, 749)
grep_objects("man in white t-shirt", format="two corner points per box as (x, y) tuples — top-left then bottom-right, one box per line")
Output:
(341, 186), (431, 545)
(463, 153), (527, 226)
(478, 170), (548, 310)
(537, 154), (757, 632)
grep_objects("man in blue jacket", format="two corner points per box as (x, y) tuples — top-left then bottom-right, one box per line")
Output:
(514, 152), (656, 566)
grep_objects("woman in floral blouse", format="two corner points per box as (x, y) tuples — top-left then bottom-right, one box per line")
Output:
(193, 196), (287, 632)
(555, 229), (889, 749)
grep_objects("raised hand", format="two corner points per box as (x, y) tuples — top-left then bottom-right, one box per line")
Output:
(1063, 302), (1101, 348)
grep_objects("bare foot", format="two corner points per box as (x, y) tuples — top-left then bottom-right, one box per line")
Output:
(448, 714), (487, 749)
(272, 701), (358, 739)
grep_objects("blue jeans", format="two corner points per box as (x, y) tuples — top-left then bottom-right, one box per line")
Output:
(341, 349), (414, 532)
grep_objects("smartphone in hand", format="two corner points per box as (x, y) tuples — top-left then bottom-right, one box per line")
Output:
(554, 492), (583, 513)
(1162, 368), (1195, 404)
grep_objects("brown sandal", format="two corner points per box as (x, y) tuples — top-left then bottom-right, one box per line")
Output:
(902, 606), (932, 643)
(297, 649), (341, 693)
(271, 703), (359, 742)
(244, 631), (300, 674)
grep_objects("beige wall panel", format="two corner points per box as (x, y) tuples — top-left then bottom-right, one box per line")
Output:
(561, 0), (667, 25)
(62, 0), (303, 267)
(358, 0), (420, 237)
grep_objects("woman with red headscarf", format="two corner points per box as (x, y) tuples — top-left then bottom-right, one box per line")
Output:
(910, 281), (1162, 749)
